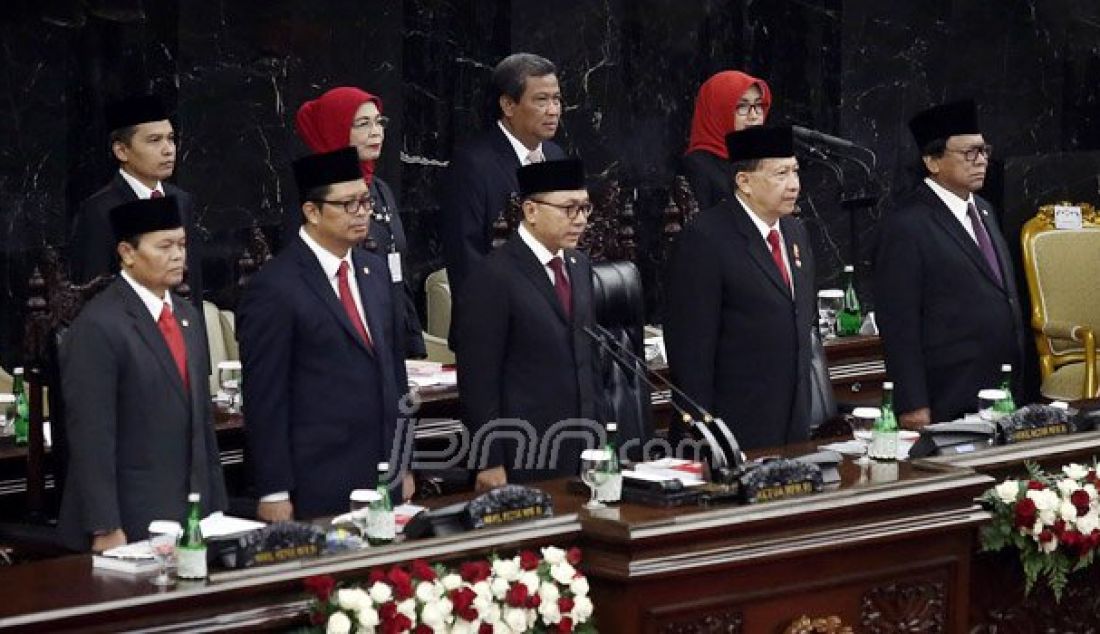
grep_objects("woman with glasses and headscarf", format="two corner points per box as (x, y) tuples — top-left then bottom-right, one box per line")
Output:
(682, 70), (773, 210)
(295, 87), (426, 358)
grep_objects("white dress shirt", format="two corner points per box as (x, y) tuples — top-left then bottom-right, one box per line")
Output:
(120, 269), (173, 321)
(518, 223), (567, 285)
(498, 120), (545, 165)
(119, 168), (165, 199)
(924, 177), (979, 244)
(734, 193), (795, 295)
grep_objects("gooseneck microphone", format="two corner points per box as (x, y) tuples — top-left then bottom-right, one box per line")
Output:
(791, 125), (857, 148)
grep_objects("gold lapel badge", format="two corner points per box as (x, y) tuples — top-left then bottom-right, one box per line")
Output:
(362, 266), (370, 275)
(569, 256), (577, 264)
(792, 244), (802, 268)
(180, 319), (189, 327)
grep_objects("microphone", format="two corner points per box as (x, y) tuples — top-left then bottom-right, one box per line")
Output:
(792, 125), (856, 148)
(581, 325), (744, 473)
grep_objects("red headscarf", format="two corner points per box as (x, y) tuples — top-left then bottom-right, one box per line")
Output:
(295, 87), (383, 185)
(685, 71), (772, 159)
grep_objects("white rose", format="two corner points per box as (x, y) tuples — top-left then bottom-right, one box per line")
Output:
(1063, 463), (1089, 481)
(492, 622), (512, 634)
(493, 558), (520, 582)
(541, 546), (566, 565)
(473, 580), (493, 598)
(397, 598), (417, 619)
(1027, 488), (1058, 511)
(326, 611), (352, 634)
(1077, 512), (1099, 535)
(437, 596), (454, 618)
(358, 606), (380, 629)
(504, 607), (528, 632)
(450, 622), (473, 634)
(491, 577), (510, 600)
(421, 601), (445, 627)
(550, 562), (576, 585)
(484, 603), (501, 625)
(572, 595), (595, 621)
(473, 591), (493, 613)
(538, 599), (562, 624)
(1057, 478), (1080, 498)
(570, 576), (590, 597)
(994, 480), (1020, 505)
(336, 588), (369, 612)
(1039, 534), (1059, 554)
(368, 581), (393, 604)
(1086, 484), (1099, 502)
(1060, 499), (1080, 524)
(442, 573), (464, 591)
(538, 581), (560, 603)
(417, 580), (440, 603)
(519, 570), (541, 594)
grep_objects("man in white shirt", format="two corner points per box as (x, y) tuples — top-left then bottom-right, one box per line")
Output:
(238, 147), (410, 521)
(664, 126), (817, 451)
(69, 93), (204, 308)
(58, 196), (226, 552)
(875, 99), (1024, 426)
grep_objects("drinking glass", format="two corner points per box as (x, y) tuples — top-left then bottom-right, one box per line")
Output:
(850, 406), (880, 465)
(217, 361), (243, 414)
(580, 449), (611, 510)
(816, 290), (844, 339)
(0, 394), (13, 437)
(148, 520), (182, 587)
(978, 389), (1009, 421)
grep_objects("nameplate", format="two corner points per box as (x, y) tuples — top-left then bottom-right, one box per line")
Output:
(1008, 423), (1070, 444)
(466, 485), (554, 530)
(253, 543), (322, 564)
(753, 479), (815, 502)
(1054, 205), (1083, 230)
(480, 504), (550, 526)
(737, 458), (824, 504)
(997, 404), (1076, 446)
(212, 521), (326, 569)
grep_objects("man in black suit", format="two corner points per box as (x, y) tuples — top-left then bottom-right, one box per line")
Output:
(238, 148), (411, 521)
(454, 159), (601, 489)
(874, 100), (1024, 426)
(69, 94), (204, 309)
(664, 126), (816, 451)
(58, 197), (226, 552)
(439, 53), (567, 296)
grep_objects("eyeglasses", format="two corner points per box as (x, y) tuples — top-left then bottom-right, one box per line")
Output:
(531, 199), (594, 220)
(946, 144), (993, 163)
(351, 115), (391, 131)
(312, 196), (374, 215)
(735, 102), (766, 116)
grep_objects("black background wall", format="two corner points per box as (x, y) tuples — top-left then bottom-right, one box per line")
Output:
(2, 0), (1100, 384)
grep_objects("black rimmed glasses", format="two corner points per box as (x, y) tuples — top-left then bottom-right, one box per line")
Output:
(734, 101), (766, 116)
(532, 199), (594, 220)
(312, 195), (374, 215)
(947, 144), (993, 163)
(351, 115), (391, 131)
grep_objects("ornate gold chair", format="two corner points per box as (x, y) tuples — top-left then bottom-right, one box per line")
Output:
(1020, 203), (1100, 400)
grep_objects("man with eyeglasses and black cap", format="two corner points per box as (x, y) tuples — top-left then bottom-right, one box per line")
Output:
(238, 147), (411, 522)
(874, 99), (1024, 428)
(454, 158), (601, 490)
(58, 196), (226, 552)
(70, 93), (204, 309)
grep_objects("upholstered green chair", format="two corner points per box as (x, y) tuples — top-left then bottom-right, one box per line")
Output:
(1020, 203), (1100, 400)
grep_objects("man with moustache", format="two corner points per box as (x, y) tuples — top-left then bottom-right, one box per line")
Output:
(70, 94), (204, 308)
(58, 196), (226, 552)
(874, 100), (1024, 426)
(664, 126), (816, 451)
(439, 53), (567, 296)
(238, 148), (410, 521)
(454, 159), (600, 489)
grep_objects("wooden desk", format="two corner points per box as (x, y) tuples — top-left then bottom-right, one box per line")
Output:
(823, 334), (885, 406)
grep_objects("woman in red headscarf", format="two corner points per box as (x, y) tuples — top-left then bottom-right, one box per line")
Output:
(295, 87), (426, 358)
(682, 71), (773, 210)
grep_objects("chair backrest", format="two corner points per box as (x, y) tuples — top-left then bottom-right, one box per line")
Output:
(425, 268), (452, 339)
(0, 366), (10, 394)
(422, 332), (456, 364)
(203, 301), (240, 394)
(1021, 204), (1100, 360)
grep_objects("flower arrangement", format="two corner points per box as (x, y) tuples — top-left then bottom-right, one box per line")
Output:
(304, 546), (596, 633)
(979, 461), (1100, 601)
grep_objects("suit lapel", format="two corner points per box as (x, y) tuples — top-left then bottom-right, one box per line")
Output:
(293, 238), (375, 355)
(920, 186), (1005, 290)
(353, 250), (384, 358)
(508, 237), (570, 324)
(729, 201), (793, 301)
(116, 281), (189, 406)
(781, 216), (808, 300)
(565, 250), (590, 324)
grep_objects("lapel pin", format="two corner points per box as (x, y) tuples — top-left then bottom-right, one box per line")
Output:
(362, 266), (370, 275)
(792, 244), (802, 268)
(569, 256), (577, 264)
(180, 319), (189, 327)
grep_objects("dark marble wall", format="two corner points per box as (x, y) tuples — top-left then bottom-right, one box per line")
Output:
(2, 0), (1100, 369)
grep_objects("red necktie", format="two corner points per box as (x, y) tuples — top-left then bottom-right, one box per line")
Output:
(337, 261), (373, 348)
(150, 190), (164, 199)
(548, 256), (572, 318)
(767, 229), (792, 290)
(158, 303), (189, 389)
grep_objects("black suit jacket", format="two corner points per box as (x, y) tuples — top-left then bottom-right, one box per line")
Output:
(439, 125), (565, 295)
(663, 200), (817, 451)
(874, 183), (1025, 422)
(237, 236), (409, 519)
(57, 279), (227, 551)
(454, 234), (601, 482)
(69, 172), (204, 309)
(681, 149), (733, 211)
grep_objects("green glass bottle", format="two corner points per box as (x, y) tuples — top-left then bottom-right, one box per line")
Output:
(177, 493), (207, 580)
(367, 462), (395, 546)
(12, 367), (28, 446)
(837, 265), (863, 336)
(996, 364), (1017, 413)
(869, 382), (898, 461)
(601, 422), (622, 503)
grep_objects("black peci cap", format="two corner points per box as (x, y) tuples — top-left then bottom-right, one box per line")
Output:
(517, 158), (586, 198)
(908, 99), (980, 152)
(110, 196), (182, 243)
(292, 147), (363, 201)
(724, 126), (795, 163)
(105, 94), (169, 132)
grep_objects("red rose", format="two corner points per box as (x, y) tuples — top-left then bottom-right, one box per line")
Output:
(506, 581), (529, 608)
(1053, 519), (1066, 537)
(527, 593), (541, 609)
(1039, 529), (1054, 543)
(559, 597), (575, 613)
(309, 609), (326, 626)
(1027, 480), (1046, 491)
(414, 625), (433, 634)
(379, 601), (398, 621)
(388, 566), (414, 600)
(1071, 489), (1091, 515)
(1087, 470), (1098, 485)
(303, 574), (336, 602)
(411, 558), (438, 582)
(566, 546), (583, 566)
(451, 587), (479, 621)
(519, 550), (541, 571)
(1014, 498), (1037, 528)
(369, 568), (387, 585)
(479, 624), (494, 634)
(461, 560), (492, 583)
(557, 616), (575, 633)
